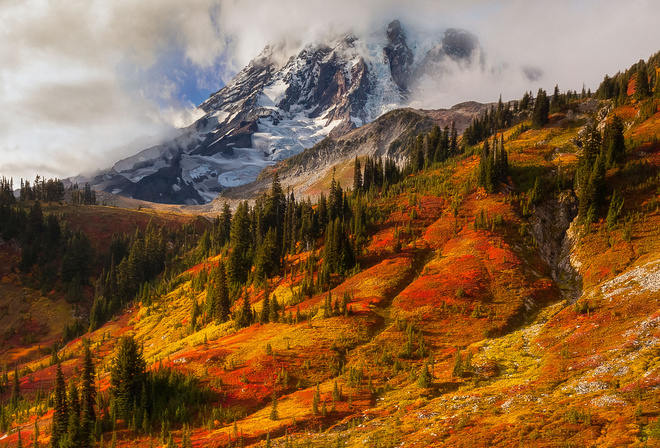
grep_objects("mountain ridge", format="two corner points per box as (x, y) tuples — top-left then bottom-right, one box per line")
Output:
(85, 20), (490, 205)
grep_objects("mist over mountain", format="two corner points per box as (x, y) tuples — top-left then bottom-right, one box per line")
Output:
(86, 20), (533, 205)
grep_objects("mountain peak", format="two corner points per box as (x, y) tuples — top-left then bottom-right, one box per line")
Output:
(87, 20), (484, 205)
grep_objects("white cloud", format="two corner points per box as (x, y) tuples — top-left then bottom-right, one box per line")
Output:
(0, 0), (223, 182)
(1, 0), (660, 183)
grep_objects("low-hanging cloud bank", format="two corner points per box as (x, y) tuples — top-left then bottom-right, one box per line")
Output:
(1, 0), (659, 183)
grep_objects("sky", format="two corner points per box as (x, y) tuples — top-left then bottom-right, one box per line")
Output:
(1, 0), (659, 184)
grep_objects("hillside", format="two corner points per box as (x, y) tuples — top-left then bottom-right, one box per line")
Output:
(84, 20), (518, 206)
(217, 102), (489, 202)
(2, 54), (660, 448)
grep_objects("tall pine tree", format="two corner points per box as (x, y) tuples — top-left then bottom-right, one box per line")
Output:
(52, 363), (68, 448)
(80, 344), (96, 448)
(109, 336), (146, 419)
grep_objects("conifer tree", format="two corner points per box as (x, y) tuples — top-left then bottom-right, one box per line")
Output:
(532, 88), (549, 128)
(450, 122), (458, 153)
(269, 393), (278, 420)
(635, 61), (651, 99)
(52, 363), (68, 448)
(260, 286), (270, 324)
(604, 115), (626, 167)
(352, 157), (362, 193)
(238, 293), (253, 328)
(607, 190), (625, 230)
(11, 366), (20, 409)
(417, 363), (431, 388)
(269, 294), (280, 323)
(452, 351), (463, 378)
(110, 336), (146, 419)
(550, 84), (564, 113)
(216, 261), (230, 322)
(33, 419), (39, 448)
(228, 201), (252, 284)
(80, 344), (96, 448)
(312, 387), (320, 415)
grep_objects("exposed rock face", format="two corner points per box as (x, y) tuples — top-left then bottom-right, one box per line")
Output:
(384, 20), (414, 92)
(441, 28), (480, 60)
(86, 21), (485, 205)
(531, 190), (582, 301)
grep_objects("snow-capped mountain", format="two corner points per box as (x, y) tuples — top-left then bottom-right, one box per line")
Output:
(89, 21), (483, 204)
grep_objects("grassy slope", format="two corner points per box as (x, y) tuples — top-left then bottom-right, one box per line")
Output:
(0, 205), (209, 367)
(4, 100), (660, 447)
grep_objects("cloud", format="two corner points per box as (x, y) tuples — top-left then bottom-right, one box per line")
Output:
(209, 0), (660, 104)
(0, 0), (223, 182)
(1, 0), (660, 183)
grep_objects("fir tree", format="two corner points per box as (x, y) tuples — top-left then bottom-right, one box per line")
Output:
(33, 419), (40, 448)
(11, 366), (20, 409)
(607, 190), (625, 230)
(550, 84), (564, 113)
(312, 387), (320, 415)
(450, 121), (458, 153)
(80, 344), (96, 448)
(532, 88), (549, 128)
(417, 363), (431, 388)
(110, 336), (146, 419)
(269, 294), (280, 323)
(635, 61), (651, 99)
(260, 287), (270, 324)
(352, 157), (362, 193)
(238, 293), (253, 328)
(269, 393), (278, 420)
(52, 363), (68, 448)
(604, 115), (626, 167)
(216, 261), (230, 322)
(452, 351), (463, 378)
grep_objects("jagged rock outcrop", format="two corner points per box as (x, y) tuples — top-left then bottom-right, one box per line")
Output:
(531, 191), (582, 301)
(86, 21), (484, 205)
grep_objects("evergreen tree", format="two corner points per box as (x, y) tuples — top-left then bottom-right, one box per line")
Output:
(520, 91), (531, 110)
(352, 157), (362, 193)
(260, 287), (270, 324)
(217, 203), (232, 248)
(417, 363), (431, 388)
(606, 190), (625, 230)
(450, 122), (458, 153)
(598, 75), (615, 99)
(635, 61), (651, 99)
(33, 419), (40, 448)
(269, 293), (280, 323)
(80, 344), (96, 448)
(216, 261), (230, 322)
(452, 351), (463, 378)
(269, 393), (278, 420)
(312, 387), (320, 415)
(238, 293), (253, 328)
(577, 126), (605, 222)
(228, 202), (252, 284)
(52, 363), (68, 448)
(550, 84), (564, 113)
(11, 366), (20, 409)
(110, 336), (146, 419)
(604, 115), (626, 167)
(532, 88), (550, 128)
